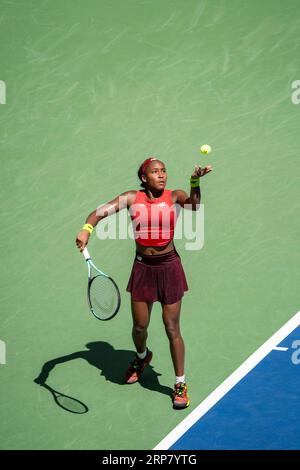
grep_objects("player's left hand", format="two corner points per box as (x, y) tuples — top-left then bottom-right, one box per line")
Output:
(191, 165), (212, 178)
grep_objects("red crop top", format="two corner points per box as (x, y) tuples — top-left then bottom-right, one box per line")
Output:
(129, 189), (177, 247)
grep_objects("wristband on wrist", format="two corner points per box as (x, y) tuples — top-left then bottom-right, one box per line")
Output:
(82, 223), (94, 234)
(190, 177), (200, 188)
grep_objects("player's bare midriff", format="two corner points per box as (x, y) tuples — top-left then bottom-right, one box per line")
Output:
(135, 240), (174, 256)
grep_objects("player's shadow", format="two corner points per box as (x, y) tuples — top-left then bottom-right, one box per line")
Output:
(34, 341), (173, 398)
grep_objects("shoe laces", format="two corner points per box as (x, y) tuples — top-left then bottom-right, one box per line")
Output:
(174, 383), (187, 397)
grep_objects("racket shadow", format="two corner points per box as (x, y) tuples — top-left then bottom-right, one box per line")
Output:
(38, 383), (89, 414)
(34, 341), (172, 400)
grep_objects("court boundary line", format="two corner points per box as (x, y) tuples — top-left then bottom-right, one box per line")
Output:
(154, 310), (300, 450)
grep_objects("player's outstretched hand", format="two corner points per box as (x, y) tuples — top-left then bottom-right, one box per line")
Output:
(191, 165), (213, 178)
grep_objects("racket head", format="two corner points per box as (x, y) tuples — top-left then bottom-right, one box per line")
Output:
(87, 274), (121, 321)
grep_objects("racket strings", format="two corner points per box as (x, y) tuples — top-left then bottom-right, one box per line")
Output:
(89, 275), (119, 320)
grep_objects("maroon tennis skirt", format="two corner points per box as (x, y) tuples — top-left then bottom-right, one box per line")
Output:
(126, 249), (188, 304)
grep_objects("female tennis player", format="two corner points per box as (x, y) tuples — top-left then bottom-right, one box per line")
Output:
(76, 157), (212, 409)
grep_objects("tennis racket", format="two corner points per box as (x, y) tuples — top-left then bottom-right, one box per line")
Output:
(82, 247), (121, 321)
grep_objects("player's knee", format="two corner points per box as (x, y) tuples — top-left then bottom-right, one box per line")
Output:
(133, 324), (148, 335)
(164, 322), (180, 340)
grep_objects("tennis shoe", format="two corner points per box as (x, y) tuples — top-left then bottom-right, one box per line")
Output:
(172, 382), (190, 409)
(125, 349), (153, 384)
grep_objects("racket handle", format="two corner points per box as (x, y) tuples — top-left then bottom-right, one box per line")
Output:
(82, 247), (91, 260)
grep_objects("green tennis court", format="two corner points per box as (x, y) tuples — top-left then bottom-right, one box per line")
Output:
(0, 0), (299, 450)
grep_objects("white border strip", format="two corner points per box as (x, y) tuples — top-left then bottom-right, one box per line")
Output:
(154, 310), (300, 450)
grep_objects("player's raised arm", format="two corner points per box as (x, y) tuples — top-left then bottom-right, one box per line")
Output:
(75, 190), (136, 251)
(172, 165), (212, 211)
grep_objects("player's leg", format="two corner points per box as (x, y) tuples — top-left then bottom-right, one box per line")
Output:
(131, 299), (153, 353)
(125, 300), (153, 384)
(162, 300), (190, 408)
(162, 300), (184, 376)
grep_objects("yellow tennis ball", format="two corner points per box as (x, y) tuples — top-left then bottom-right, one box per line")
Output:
(200, 144), (211, 154)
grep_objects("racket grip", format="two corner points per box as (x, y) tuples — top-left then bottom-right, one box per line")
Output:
(82, 247), (91, 260)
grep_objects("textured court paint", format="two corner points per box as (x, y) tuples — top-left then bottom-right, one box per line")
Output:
(0, 0), (300, 450)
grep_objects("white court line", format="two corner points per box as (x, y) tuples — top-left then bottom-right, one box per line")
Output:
(154, 310), (300, 450)
(273, 346), (289, 351)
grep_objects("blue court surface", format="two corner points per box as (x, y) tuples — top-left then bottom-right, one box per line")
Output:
(155, 311), (300, 450)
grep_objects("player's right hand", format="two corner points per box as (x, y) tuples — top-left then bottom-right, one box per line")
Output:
(76, 230), (90, 252)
